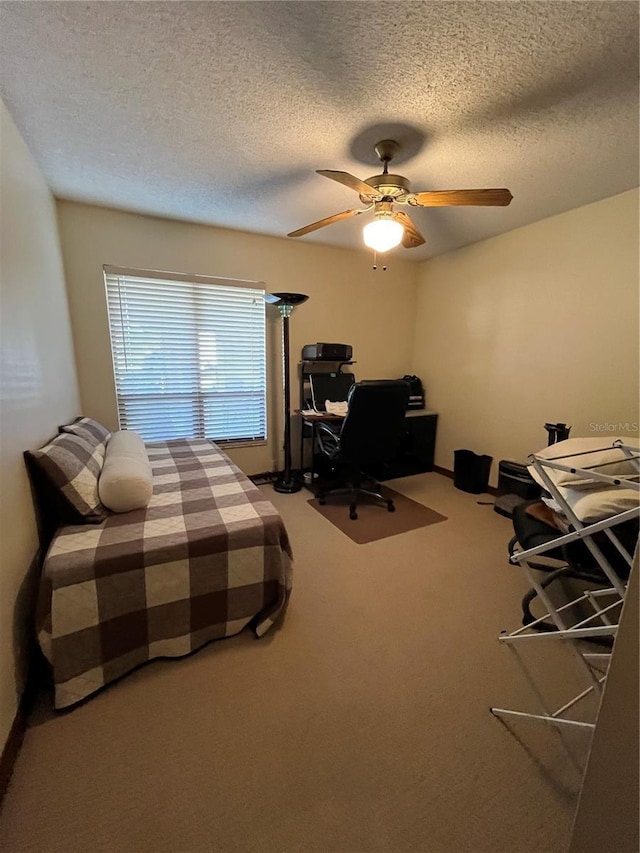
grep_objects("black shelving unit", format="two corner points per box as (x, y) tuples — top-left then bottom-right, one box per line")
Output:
(297, 360), (355, 478)
(298, 359), (356, 410)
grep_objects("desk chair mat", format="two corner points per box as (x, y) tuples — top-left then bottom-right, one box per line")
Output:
(308, 486), (447, 544)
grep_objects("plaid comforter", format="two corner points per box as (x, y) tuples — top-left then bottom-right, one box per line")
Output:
(38, 439), (293, 709)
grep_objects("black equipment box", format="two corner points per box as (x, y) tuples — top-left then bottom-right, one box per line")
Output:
(497, 460), (541, 499)
(398, 374), (425, 410)
(494, 460), (542, 518)
(302, 343), (353, 361)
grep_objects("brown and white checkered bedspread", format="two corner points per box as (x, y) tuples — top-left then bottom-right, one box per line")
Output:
(38, 439), (293, 709)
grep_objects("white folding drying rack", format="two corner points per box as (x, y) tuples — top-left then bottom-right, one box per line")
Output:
(491, 442), (639, 733)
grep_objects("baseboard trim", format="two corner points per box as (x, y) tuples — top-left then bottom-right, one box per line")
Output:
(432, 464), (454, 480)
(432, 465), (499, 496)
(0, 690), (30, 802)
(0, 550), (42, 804)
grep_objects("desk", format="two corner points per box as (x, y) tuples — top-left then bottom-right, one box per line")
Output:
(297, 409), (438, 487)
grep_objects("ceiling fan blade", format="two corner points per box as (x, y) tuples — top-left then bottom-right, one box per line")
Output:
(287, 208), (367, 238)
(317, 170), (380, 199)
(394, 211), (425, 248)
(409, 188), (513, 207)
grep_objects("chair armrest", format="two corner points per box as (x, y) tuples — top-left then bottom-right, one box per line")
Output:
(316, 422), (341, 458)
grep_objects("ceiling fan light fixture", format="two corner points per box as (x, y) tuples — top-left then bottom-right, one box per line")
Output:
(362, 216), (404, 253)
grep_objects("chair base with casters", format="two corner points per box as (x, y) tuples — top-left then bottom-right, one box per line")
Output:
(316, 472), (396, 521)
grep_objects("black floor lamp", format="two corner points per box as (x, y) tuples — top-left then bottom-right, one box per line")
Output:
(265, 292), (309, 493)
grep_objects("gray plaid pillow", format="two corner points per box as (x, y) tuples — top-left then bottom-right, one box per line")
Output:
(60, 417), (111, 460)
(29, 432), (107, 523)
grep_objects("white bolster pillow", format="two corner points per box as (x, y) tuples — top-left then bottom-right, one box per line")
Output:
(98, 430), (153, 512)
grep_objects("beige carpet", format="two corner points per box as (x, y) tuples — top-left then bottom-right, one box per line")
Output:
(307, 485), (448, 543)
(0, 473), (591, 853)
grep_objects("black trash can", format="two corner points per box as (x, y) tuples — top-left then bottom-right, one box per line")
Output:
(453, 449), (493, 494)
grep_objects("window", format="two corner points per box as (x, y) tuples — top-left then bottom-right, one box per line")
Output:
(104, 267), (267, 444)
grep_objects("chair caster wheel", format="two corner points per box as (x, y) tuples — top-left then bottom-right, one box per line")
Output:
(349, 506), (358, 520)
(387, 501), (395, 513)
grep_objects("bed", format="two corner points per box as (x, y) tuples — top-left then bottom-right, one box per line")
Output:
(32, 434), (292, 709)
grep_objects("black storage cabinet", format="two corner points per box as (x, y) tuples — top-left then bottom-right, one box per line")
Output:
(369, 413), (438, 480)
(453, 449), (493, 494)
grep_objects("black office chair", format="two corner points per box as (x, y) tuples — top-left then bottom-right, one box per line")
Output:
(509, 499), (635, 636)
(315, 379), (410, 520)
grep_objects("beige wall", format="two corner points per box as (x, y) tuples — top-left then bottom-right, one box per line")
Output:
(412, 189), (640, 483)
(56, 201), (418, 473)
(0, 102), (80, 751)
(56, 191), (639, 480)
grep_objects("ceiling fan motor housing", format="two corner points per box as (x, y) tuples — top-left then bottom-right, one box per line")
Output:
(361, 173), (411, 203)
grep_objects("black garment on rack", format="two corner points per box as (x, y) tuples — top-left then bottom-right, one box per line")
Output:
(509, 500), (636, 632)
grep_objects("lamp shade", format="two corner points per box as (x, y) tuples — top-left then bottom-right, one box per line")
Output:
(363, 217), (404, 253)
(265, 292), (309, 306)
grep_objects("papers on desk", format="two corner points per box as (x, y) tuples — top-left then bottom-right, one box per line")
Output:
(301, 407), (345, 418)
(325, 400), (348, 416)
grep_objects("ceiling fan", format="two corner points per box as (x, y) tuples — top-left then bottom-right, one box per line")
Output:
(287, 140), (513, 252)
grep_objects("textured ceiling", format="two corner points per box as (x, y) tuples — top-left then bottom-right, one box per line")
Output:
(1, 1), (638, 260)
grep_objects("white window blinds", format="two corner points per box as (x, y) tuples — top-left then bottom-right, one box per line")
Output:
(104, 269), (267, 444)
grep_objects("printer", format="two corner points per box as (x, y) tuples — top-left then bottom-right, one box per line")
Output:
(302, 343), (353, 361)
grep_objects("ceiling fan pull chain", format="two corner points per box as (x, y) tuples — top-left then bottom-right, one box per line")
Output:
(372, 251), (388, 272)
